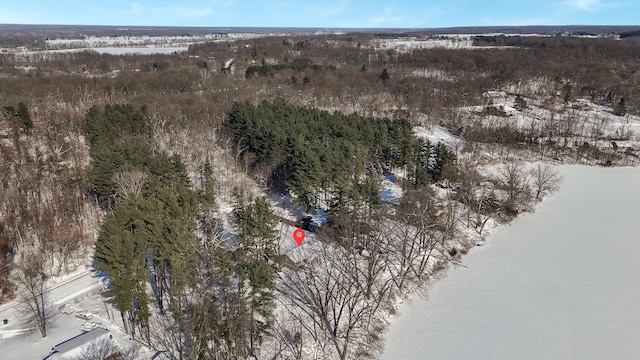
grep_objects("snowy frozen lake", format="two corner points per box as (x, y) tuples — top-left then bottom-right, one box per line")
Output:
(382, 165), (640, 360)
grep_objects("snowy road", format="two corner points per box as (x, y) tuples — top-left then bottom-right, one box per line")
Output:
(0, 269), (98, 333)
(0, 268), (150, 360)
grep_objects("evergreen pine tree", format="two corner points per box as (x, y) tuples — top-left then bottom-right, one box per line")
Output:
(16, 102), (32, 130)
(94, 200), (151, 337)
(614, 96), (626, 116)
(238, 197), (278, 260)
(245, 259), (275, 354)
(381, 68), (390, 82)
(431, 142), (457, 182)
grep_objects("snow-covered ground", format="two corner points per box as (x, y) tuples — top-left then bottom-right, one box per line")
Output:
(382, 165), (640, 359)
(0, 269), (96, 337)
(2, 33), (279, 59)
(413, 125), (463, 150)
(12, 46), (189, 59)
(92, 46), (188, 55)
(0, 268), (149, 359)
(459, 95), (640, 151)
(369, 34), (531, 52)
(381, 172), (403, 205)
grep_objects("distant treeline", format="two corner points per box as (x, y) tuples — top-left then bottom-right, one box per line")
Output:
(619, 30), (640, 38)
(245, 57), (321, 78)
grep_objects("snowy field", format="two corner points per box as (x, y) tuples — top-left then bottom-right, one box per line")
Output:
(13, 46), (189, 58)
(92, 46), (188, 55)
(382, 165), (640, 360)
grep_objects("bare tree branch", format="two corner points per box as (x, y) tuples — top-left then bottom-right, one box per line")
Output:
(111, 170), (148, 202)
(530, 164), (563, 200)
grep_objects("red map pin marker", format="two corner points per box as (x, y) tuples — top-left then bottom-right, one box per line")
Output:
(293, 228), (306, 246)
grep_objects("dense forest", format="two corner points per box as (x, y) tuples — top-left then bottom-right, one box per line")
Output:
(226, 99), (456, 209)
(89, 105), (279, 357)
(0, 29), (638, 359)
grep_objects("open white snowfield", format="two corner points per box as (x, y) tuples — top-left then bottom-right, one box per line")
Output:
(369, 34), (542, 52)
(382, 165), (640, 360)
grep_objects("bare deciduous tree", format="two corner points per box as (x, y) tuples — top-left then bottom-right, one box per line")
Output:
(530, 163), (563, 200)
(498, 161), (532, 214)
(278, 244), (381, 360)
(392, 187), (441, 292)
(14, 250), (51, 338)
(473, 181), (498, 236)
(111, 170), (148, 202)
(79, 335), (142, 360)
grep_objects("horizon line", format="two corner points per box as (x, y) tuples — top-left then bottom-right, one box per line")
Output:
(1, 23), (637, 30)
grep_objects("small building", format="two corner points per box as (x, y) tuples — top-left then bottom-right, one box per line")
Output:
(572, 99), (596, 111)
(44, 328), (117, 360)
(576, 103), (594, 111)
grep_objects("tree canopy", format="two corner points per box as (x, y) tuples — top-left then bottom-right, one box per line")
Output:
(89, 104), (200, 338)
(226, 99), (456, 210)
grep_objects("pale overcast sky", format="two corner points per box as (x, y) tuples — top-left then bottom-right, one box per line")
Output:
(0, 0), (637, 28)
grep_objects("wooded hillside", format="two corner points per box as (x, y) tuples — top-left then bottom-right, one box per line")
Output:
(0, 29), (638, 358)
